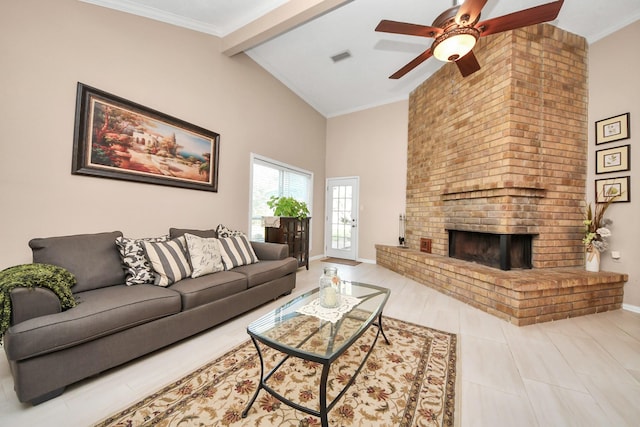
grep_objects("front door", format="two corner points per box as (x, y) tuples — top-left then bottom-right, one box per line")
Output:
(325, 177), (359, 260)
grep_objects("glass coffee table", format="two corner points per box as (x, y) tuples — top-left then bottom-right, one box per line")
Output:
(242, 281), (390, 427)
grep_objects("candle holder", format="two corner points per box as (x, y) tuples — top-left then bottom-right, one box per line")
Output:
(319, 266), (341, 308)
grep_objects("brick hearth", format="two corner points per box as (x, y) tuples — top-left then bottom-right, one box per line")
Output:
(380, 24), (628, 324)
(377, 245), (627, 326)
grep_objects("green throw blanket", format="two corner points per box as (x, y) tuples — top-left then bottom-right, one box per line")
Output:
(0, 263), (77, 344)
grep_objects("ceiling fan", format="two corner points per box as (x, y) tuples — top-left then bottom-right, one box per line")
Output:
(375, 0), (564, 79)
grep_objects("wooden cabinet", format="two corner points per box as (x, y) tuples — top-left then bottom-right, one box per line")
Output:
(265, 217), (310, 270)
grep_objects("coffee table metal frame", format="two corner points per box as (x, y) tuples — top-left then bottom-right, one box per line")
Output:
(241, 282), (390, 427)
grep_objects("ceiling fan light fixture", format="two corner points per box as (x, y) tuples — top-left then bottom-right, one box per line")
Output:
(432, 27), (480, 62)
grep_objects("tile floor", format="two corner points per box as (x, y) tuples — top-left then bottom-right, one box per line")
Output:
(0, 261), (639, 426)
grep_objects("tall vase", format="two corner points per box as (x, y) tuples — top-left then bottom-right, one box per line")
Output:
(585, 248), (600, 272)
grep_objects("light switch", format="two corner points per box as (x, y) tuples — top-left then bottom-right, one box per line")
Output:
(611, 251), (621, 259)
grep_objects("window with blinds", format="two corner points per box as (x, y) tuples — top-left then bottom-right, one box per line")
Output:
(249, 154), (313, 241)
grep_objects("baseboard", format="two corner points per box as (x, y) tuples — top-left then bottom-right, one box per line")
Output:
(623, 303), (640, 314)
(313, 255), (375, 265)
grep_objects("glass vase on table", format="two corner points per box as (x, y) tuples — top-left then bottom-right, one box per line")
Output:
(319, 267), (341, 308)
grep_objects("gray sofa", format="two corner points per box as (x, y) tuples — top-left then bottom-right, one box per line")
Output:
(2, 228), (297, 404)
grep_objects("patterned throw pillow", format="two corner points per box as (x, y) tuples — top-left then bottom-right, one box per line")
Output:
(216, 224), (245, 238)
(116, 235), (169, 285)
(218, 235), (259, 270)
(184, 233), (224, 278)
(142, 236), (192, 287)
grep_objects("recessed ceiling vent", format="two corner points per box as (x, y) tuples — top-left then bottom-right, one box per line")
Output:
(331, 50), (352, 63)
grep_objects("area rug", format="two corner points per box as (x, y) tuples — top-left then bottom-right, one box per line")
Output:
(321, 257), (362, 266)
(95, 317), (456, 427)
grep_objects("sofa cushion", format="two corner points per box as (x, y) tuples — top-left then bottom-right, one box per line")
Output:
(143, 236), (192, 287)
(116, 235), (169, 285)
(184, 233), (225, 278)
(4, 284), (181, 361)
(233, 258), (298, 288)
(29, 231), (126, 293)
(169, 227), (217, 239)
(168, 271), (247, 310)
(218, 235), (259, 270)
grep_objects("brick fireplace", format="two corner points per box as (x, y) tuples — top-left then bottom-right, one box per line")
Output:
(377, 24), (627, 325)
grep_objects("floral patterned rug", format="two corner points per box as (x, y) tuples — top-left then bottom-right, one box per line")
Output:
(95, 317), (456, 427)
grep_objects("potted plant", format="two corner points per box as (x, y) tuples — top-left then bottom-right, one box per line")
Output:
(264, 196), (311, 269)
(266, 196), (310, 219)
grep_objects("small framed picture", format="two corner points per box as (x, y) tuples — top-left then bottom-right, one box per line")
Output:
(595, 176), (630, 203)
(596, 145), (630, 174)
(595, 113), (630, 145)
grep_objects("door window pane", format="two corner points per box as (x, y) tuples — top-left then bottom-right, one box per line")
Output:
(330, 185), (352, 250)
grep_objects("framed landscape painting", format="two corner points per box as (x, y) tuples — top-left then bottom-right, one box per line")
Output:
(72, 83), (219, 192)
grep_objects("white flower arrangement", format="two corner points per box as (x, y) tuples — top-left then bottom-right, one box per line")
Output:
(583, 225), (611, 252)
(583, 189), (619, 253)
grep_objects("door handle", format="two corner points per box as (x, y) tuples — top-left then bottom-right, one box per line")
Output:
(352, 218), (357, 228)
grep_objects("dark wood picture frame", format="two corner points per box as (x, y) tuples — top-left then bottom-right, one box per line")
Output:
(596, 144), (630, 174)
(595, 176), (630, 203)
(72, 83), (220, 192)
(595, 113), (630, 145)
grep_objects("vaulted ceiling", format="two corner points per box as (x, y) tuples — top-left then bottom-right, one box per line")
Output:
(80, 0), (640, 117)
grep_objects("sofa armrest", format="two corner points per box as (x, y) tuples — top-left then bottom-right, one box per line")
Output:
(251, 241), (289, 260)
(9, 287), (62, 325)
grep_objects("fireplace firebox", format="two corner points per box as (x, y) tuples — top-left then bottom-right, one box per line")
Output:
(448, 230), (533, 271)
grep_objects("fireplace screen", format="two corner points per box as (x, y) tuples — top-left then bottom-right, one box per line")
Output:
(448, 230), (532, 270)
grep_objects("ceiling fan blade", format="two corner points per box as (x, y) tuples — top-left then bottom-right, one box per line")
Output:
(477, 0), (564, 37)
(455, 51), (481, 77)
(456, 0), (488, 25)
(389, 48), (434, 79)
(375, 20), (443, 38)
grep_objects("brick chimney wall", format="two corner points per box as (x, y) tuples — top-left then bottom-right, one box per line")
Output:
(406, 24), (588, 268)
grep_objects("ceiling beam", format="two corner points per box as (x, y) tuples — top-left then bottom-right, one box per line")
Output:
(222, 0), (352, 56)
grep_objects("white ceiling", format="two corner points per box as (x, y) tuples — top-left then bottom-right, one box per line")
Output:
(80, 0), (640, 117)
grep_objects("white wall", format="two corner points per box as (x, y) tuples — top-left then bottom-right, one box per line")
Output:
(326, 101), (409, 261)
(0, 0), (326, 268)
(588, 20), (640, 308)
